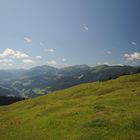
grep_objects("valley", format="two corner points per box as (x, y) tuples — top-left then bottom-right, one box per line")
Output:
(0, 64), (139, 98)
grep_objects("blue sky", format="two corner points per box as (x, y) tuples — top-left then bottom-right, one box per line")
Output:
(0, 0), (140, 69)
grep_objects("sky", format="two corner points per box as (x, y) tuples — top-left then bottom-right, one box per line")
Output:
(0, 0), (140, 69)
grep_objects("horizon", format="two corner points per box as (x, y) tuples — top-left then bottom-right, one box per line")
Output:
(0, 0), (140, 69)
(0, 63), (139, 70)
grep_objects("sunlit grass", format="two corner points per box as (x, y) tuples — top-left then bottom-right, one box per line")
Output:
(0, 73), (140, 140)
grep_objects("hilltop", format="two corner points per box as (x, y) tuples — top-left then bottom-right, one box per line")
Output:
(0, 73), (140, 140)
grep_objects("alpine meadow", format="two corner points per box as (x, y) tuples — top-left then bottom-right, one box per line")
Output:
(0, 0), (140, 140)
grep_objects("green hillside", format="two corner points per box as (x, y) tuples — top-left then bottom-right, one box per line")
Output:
(0, 73), (140, 140)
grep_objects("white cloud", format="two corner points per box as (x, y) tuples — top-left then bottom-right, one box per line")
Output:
(83, 24), (88, 31)
(107, 51), (112, 55)
(47, 60), (57, 65)
(14, 51), (29, 59)
(7, 63), (13, 66)
(0, 59), (14, 63)
(0, 59), (14, 66)
(113, 64), (124, 66)
(131, 42), (136, 46)
(97, 62), (101, 65)
(0, 48), (29, 59)
(124, 52), (140, 61)
(23, 59), (35, 64)
(103, 62), (109, 65)
(36, 56), (42, 59)
(117, 64), (124, 66)
(62, 58), (67, 62)
(0, 48), (15, 58)
(40, 42), (44, 46)
(24, 37), (32, 43)
(97, 62), (109, 65)
(2, 63), (13, 66)
(46, 49), (55, 52)
(97, 62), (124, 66)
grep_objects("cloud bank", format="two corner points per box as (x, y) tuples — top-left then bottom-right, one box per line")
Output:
(0, 48), (29, 59)
(124, 52), (140, 61)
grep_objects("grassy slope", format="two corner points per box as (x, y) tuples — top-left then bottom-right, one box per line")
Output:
(0, 74), (140, 140)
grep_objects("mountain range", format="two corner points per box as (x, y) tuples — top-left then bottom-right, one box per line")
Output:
(0, 64), (140, 98)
